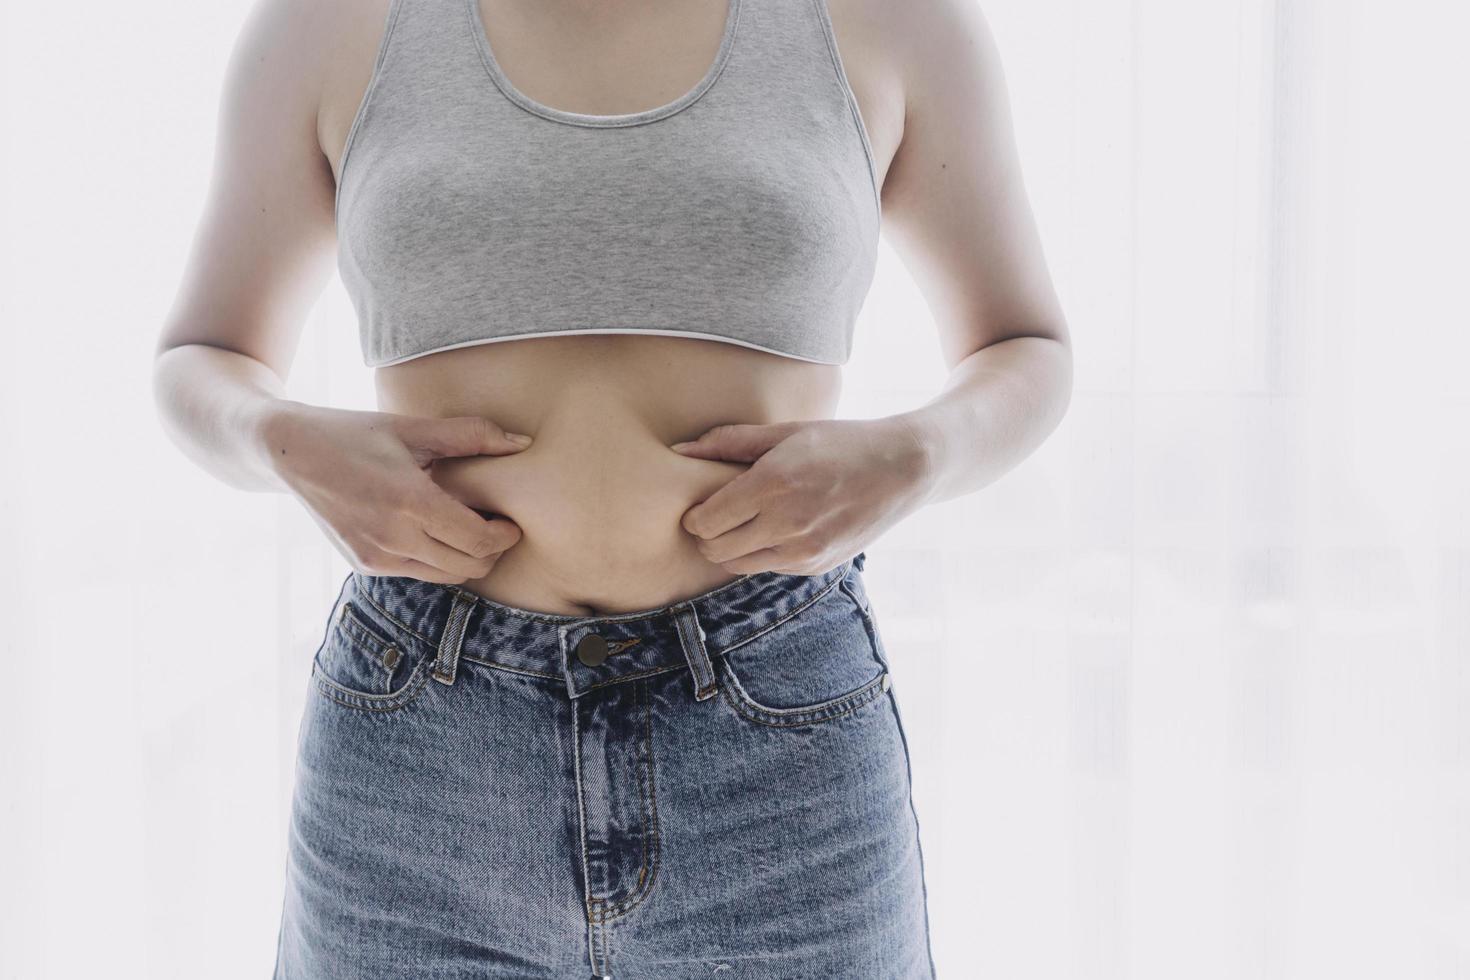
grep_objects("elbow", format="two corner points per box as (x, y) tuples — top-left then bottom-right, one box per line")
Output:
(150, 344), (184, 440)
(1048, 329), (1074, 431)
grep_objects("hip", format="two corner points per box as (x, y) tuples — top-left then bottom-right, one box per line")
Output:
(277, 551), (935, 977)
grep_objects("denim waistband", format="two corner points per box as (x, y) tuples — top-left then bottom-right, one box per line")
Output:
(337, 551), (868, 702)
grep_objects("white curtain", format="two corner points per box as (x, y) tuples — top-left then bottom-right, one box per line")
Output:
(1, 0), (1464, 976)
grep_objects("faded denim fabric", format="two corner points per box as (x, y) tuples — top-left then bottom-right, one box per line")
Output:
(273, 552), (935, 979)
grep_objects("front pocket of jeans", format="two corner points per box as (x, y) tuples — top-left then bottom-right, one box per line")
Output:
(717, 657), (889, 728)
(715, 580), (890, 728)
(310, 600), (432, 712)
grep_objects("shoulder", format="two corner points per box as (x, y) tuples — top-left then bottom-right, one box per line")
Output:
(225, 0), (356, 77)
(838, 0), (1002, 105)
(278, 0), (399, 175)
(823, 0), (1003, 125)
(223, 0), (393, 113)
(218, 0), (350, 133)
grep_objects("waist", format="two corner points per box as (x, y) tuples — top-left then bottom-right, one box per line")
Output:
(375, 334), (842, 615)
(340, 554), (864, 699)
(430, 428), (752, 614)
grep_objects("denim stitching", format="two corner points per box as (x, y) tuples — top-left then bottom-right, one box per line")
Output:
(837, 577), (873, 624)
(352, 566), (850, 697)
(338, 603), (398, 663)
(715, 658), (888, 728)
(571, 701), (598, 929)
(310, 659), (433, 713)
(839, 577), (892, 674)
(569, 577), (844, 698)
(672, 608), (715, 698)
(717, 674), (886, 728)
(333, 622), (399, 681)
(578, 663), (684, 694)
(352, 585), (435, 649)
(326, 605), (408, 690)
(596, 679), (662, 921)
(571, 704), (613, 977)
(600, 679), (651, 914)
(457, 654), (562, 681)
(712, 573), (846, 659)
(874, 661), (939, 978)
(432, 592), (475, 685)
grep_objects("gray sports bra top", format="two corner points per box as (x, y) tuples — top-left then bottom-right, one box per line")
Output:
(336, 0), (881, 367)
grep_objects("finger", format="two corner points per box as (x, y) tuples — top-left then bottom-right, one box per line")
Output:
(399, 415), (533, 460)
(395, 530), (504, 582)
(694, 513), (778, 565)
(670, 421), (805, 462)
(362, 553), (473, 586)
(420, 485), (523, 558)
(425, 514), (521, 564)
(711, 546), (792, 576)
(680, 471), (766, 540)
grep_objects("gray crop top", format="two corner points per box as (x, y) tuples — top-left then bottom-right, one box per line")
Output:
(335, 0), (881, 367)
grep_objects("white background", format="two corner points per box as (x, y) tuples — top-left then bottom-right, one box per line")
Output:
(2, 0), (1467, 977)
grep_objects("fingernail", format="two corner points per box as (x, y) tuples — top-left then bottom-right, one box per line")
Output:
(507, 432), (533, 446)
(670, 441), (693, 453)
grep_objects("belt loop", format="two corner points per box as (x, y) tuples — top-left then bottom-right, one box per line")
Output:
(852, 550), (867, 571)
(671, 601), (717, 702)
(432, 590), (476, 686)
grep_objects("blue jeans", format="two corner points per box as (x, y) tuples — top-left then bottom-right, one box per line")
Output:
(273, 552), (935, 979)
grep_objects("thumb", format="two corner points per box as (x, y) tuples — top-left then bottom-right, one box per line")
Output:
(397, 415), (533, 461)
(670, 421), (805, 463)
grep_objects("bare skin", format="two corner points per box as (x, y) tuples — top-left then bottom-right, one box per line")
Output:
(152, 0), (1073, 616)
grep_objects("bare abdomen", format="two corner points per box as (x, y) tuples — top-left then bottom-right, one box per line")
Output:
(374, 333), (842, 615)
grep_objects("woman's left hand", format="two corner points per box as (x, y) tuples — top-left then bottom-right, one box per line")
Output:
(670, 416), (935, 575)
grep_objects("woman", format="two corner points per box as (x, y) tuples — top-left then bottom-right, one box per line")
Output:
(153, 0), (1071, 975)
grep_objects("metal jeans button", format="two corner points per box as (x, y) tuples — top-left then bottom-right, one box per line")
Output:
(575, 633), (610, 667)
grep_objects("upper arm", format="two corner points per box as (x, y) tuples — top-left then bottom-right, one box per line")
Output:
(153, 0), (342, 380)
(878, 0), (1069, 369)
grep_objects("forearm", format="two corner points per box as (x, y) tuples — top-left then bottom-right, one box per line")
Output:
(893, 335), (1073, 506)
(151, 343), (302, 493)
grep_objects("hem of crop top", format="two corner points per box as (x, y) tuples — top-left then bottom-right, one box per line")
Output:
(365, 327), (846, 368)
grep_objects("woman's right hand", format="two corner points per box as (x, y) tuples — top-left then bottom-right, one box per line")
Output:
(261, 402), (532, 584)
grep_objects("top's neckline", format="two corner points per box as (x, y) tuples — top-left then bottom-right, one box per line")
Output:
(465, 0), (742, 129)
